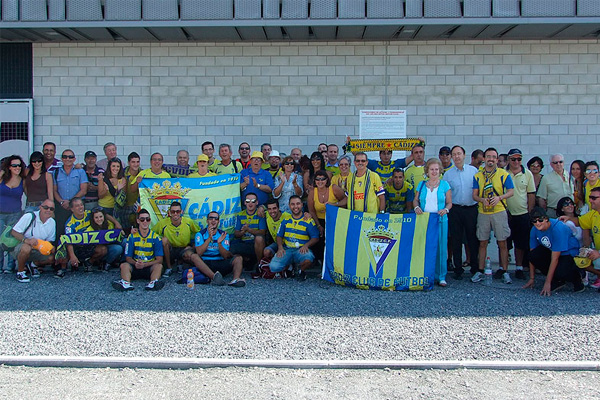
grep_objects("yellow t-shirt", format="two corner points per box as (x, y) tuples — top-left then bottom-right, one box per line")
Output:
(331, 173), (350, 193)
(404, 165), (426, 191)
(347, 171), (384, 214)
(579, 209), (600, 248)
(188, 171), (217, 178)
(151, 217), (200, 248)
(266, 211), (291, 241)
(584, 180), (600, 210)
(130, 169), (171, 184)
(473, 168), (514, 215)
(98, 178), (126, 209)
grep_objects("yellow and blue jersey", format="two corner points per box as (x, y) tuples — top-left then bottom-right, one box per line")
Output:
(235, 210), (266, 242)
(125, 230), (163, 262)
(277, 215), (319, 249)
(65, 211), (91, 234)
(385, 181), (414, 213)
(367, 159), (407, 180)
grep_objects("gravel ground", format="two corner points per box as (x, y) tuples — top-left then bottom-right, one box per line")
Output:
(0, 265), (599, 361)
(1, 366), (598, 400)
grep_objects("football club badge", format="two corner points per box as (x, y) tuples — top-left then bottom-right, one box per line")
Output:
(144, 181), (191, 220)
(362, 225), (397, 276)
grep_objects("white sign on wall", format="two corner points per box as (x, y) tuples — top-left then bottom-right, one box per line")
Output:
(359, 110), (407, 159)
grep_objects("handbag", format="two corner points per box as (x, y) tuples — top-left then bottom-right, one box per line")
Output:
(0, 212), (35, 251)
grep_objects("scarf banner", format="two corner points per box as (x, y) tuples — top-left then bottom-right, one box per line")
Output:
(344, 138), (424, 154)
(56, 229), (123, 260)
(162, 164), (193, 178)
(138, 175), (241, 233)
(322, 205), (438, 291)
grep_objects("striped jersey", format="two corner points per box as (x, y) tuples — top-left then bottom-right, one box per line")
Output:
(65, 211), (91, 234)
(277, 215), (319, 249)
(125, 230), (163, 262)
(235, 210), (266, 242)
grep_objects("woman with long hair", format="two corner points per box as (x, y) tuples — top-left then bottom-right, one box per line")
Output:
(23, 151), (54, 212)
(87, 207), (123, 271)
(273, 156), (304, 214)
(303, 151), (332, 196)
(307, 170), (347, 263)
(569, 160), (585, 210)
(0, 155), (26, 273)
(98, 158), (126, 217)
(414, 158), (452, 287)
(527, 156), (545, 207)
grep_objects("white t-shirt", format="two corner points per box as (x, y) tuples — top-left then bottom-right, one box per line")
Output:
(12, 211), (56, 242)
(423, 186), (440, 213)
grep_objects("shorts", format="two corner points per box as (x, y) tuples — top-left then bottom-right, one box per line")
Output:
(269, 247), (314, 272)
(11, 242), (53, 264)
(477, 211), (511, 241)
(127, 263), (153, 281)
(264, 242), (278, 256)
(170, 246), (192, 262)
(73, 245), (96, 261)
(230, 240), (255, 257)
(203, 258), (236, 276)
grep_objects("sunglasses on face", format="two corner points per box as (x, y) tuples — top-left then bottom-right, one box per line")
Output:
(586, 169), (599, 174)
(355, 159), (367, 163)
(62, 155), (75, 159)
(284, 162), (295, 166)
(509, 158), (522, 162)
(562, 200), (574, 207)
(170, 209), (182, 214)
(589, 195), (600, 201)
(207, 216), (219, 220)
(245, 199), (257, 203)
(531, 217), (547, 224)
(315, 177), (327, 182)
(551, 160), (564, 165)
(10, 164), (22, 168)
(40, 205), (55, 211)
(239, 147), (250, 151)
(31, 159), (43, 163)
(138, 217), (152, 222)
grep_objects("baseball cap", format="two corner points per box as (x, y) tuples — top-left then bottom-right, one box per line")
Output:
(196, 154), (209, 162)
(507, 148), (522, 157)
(439, 146), (451, 155)
(84, 151), (97, 158)
(250, 151), (264, 161)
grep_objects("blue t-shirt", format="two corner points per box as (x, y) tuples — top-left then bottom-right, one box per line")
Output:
(239, 168), (274, 205)
(530, 219), (579, 257)
(194, 228), (230, 260)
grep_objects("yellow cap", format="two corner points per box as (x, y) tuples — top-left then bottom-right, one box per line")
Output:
(250, 151), (264, 161)
(196, 154), (209, 162)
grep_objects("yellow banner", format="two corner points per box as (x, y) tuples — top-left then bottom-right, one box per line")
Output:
(344, 138), (424, 153)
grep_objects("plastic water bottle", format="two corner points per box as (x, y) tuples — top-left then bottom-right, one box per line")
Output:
(186, 269), (195, 290)
(484, 257), (492, 286)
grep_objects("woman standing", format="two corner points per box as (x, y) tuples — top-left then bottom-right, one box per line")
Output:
(273, 156), (303, 214)
(0, 155), (26, 273)
(98, 158), (126, 217)
(331, 155), (351, 193)
(527, 156), (544, 207)
(414, 158), (452, 287)
(303, 152), (332, 196)
(24, 151), (53, 212)
(307, 170), (347, 263)
(570, 160), (585, 211)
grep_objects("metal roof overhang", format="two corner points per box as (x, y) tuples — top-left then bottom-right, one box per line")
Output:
(1, 17), (600, 42)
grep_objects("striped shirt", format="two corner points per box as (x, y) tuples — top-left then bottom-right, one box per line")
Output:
(277, 215), (319, 249)
(125, 230), (163, 262)
(235, 210), (266, 242)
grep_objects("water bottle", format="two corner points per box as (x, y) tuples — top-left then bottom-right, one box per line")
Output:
(186, 269), (195, 290)
(484, 257), (492, 286)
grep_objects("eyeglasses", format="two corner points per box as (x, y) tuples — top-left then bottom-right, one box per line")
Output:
(138, 217), (152, 222)
(589, 195), (600, 201)
(62, 155), (75, 159)
(315, 177), (327, 182)
(586, 169), (599, 174)
(531, 217), (547, 224)
(151, 158), (163, 162)
(170, 209), (182, 214)
(509, 158), (522, 162)
(31, 159), (43, 163)
(239, 147), (250, 151)
(40, 205), (55, 211)
(245, 199), (257, 203)
(355, 159), (367, 163)
(551, 160), (564, 164)
(207, 216), (219, 220)
(284, 162), (295, 166)
(562, 200), (574, 206)
(10, 164), (22, 168)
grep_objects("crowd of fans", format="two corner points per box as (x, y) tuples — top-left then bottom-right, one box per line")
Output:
(1, 139), (598, 295)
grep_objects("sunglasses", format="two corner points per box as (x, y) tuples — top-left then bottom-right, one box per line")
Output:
(589, 195), (600, 201)
(562, 200), (574, 207)
(355, 159), (367, 163)
(31, 159), (43, 163)
(239, 147), (250, 150)
(531, 217), (547, 224)
(91, 207), (104, 213)
(207, 216), (219, 220)
(551, 160), (564, 164)
(170, 209), (182, 214)
(586, 169), (599, 174)
(245, 199), (257, 203)
(10, 164), (22, 168)
(40, 205), (55, 211)
(284, 162), (295, 166)
(138, 217), (152, 222)
(62, 155), (75, 159)
(315, 177), (327, 181)
(509, 158), (522, 162)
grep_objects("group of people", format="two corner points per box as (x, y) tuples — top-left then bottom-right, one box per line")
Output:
(1, 138), (598, 296)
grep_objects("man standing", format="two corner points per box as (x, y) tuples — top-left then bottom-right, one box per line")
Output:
(82, 151), (104, 210)
(266, 150), (282, 179)
(403, 145), (426, 190)
(240, 151), (274, 206)
(439, 146), (454, 174)
(236, 142), (252, 169)
(260, 143), (272, 167)
(213, 144), (243, 175)
(201, 141), (216, 172)
(188, 155), (217, 178)
(135, 153), (171, 181)
(191, 211), (246, 287)
(122, 152), (142, 233)
(11, 199), (56, 283)
(152, 201), (200, 277)
(367, 149), (413, 182)
(176, 150), (191, 168)
(443, 145), (479, 279)
(347, 152), (385, 214)
(471, 148), (514, 284)
(270, 196), (320, 281)
(505, 148), (536, 279)
(97, 142), (124, 170)
(497, 153), (508, 169)
(42, 142), (62, 173)
(112, 209), (165, 291)
(537, 154), (573, 218)
(470, 149), (484, 169)
(523, 208), (584, 295)
(290, 147), (303, 173)
(53, 149), (88, 238)
(325, 144), (340, 175)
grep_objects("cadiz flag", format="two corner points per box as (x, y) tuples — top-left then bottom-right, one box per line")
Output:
(139, 174), (241, 233)
(322, 205), (438, 291)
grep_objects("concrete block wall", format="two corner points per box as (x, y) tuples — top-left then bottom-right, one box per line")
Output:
(33, 40), (600, 168)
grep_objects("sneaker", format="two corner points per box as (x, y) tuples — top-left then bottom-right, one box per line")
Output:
(28, 263), (41, 278)
(145, 279), (165, 291)
(16, 271), (30, 283)
(83, 260), (93, 273)
(551, 280), (566, 292)
(162, 268), (173, 278)
(438, 280), (447, 287)
(297, 270), (307, 281)
(101, 263), (110, 273)
(112, 279), (134, 291)
(590, 279), (600, 290)
(228, 278), (246, 288)
(3, 269), (11, 274)
(502, 272), (512, 284)
(493, 269), (504, 280)
(54, 269), (66, 279)
(471, 271), (483, 283)
(515, 269), (525, 280)
(211, 271), (226, 286)
(573, 279), (585, 293)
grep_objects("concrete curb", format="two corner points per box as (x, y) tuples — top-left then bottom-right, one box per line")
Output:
(1, 356), (599, 371)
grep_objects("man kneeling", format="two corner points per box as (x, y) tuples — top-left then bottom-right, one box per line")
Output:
(190, 211), (245, 287)
(112, 209), (164, 291)
(270, 196), (320, 281)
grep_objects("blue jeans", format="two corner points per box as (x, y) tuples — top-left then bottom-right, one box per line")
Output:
(270, 247), (314, 272)
(0, 211), (22, 272)
(106, 244), (124, 265)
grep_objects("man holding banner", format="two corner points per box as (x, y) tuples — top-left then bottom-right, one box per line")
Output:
(347, 152), (386, 214)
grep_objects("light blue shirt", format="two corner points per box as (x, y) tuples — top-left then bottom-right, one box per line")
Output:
(53, 167), (88, 201)
(443, 164), (477, 206)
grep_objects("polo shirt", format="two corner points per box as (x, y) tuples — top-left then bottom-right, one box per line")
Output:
(131, 169), (171, 183)
(240, 168), (274, 205)
(537, 170), (573, 209)
(506, 167), (536, 216)
(213, 160), (243, 175)
(194, 228), (230, 260)
(53, 167), (88, 201)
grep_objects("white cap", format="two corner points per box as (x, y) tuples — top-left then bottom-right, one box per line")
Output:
(269, 150), (280, 159)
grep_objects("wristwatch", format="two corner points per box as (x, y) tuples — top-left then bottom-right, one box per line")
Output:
(257, 183), (261, 188)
